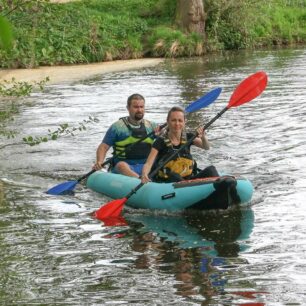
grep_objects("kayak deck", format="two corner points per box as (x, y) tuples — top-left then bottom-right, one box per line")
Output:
(87, 171), (253, 211)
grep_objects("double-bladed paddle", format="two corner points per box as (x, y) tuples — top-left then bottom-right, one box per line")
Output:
(94, 71), (268, 220)
(46, 87), (222, 195)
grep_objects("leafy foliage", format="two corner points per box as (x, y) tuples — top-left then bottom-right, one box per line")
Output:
(0, 100), (18, 139)
(0, 15), (13, 49)
(0, 76), (49, 140)
(0, 0), (154, 67)
(22, 116), (99, 146)
(147, 26), (204, 57)
(0, 77), (49, 97)
(204, 0), (306, 49)
(0, 0), (305, 66)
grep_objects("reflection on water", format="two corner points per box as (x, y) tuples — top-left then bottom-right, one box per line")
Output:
(1, 47), (306, 305)
(123, 208), (256, 302)
(100, 207), (264, 304)
(125, 207), (254, 257)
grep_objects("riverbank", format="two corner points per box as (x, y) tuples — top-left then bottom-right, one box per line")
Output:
(0, 58), (164, 85)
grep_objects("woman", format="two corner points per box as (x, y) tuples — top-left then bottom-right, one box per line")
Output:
(141, 106), (219, 183)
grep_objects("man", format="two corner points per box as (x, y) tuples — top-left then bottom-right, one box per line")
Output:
(93, 93), (159, 177)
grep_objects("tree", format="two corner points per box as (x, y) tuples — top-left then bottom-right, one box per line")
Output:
(175, 0), (205, 35)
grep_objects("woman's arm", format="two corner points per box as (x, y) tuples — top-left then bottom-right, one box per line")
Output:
(141, 148), (159, 183)
(192, 127), (210, 150)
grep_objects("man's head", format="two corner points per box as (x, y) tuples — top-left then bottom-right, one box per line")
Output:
(127, 93), (145, 121)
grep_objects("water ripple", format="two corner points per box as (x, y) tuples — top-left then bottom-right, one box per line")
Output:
(1, 48), (306, 305)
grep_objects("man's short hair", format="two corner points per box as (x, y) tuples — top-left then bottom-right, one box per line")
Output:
(127, 93), (145, 107)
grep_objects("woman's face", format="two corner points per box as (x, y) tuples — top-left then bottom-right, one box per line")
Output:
(167, 111), (185, 133)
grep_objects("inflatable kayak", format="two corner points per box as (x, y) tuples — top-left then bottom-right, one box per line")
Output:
(87, 171), (253, 211)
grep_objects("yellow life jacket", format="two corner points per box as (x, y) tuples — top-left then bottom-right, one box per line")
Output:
(156, 132), (194, 180)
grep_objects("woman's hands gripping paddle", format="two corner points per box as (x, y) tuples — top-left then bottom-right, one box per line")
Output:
(94, 71), (268, 220)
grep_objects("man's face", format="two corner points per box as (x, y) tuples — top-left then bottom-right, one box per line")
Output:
(128, 99), (145, 121)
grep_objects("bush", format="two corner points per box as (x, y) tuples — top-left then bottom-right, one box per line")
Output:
(147, 26), (204, 57)
(0, 0), (305, 68)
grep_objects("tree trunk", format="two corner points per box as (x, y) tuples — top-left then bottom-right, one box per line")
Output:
(175, 0), (205, 35)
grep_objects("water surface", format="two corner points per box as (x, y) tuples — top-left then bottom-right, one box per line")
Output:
(1, 48), (306, 305)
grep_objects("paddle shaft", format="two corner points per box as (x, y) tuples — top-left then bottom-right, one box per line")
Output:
(122, 106), (229, 202)
(203, 106), (227, 130)
(95, 88), (223, 175)
(77, 122), (167, 183)
(133, 72), (267, 198)
(47, 88), (223, 195)
(150, 106), (229, 178)
(94, 71), (268, 219)
(77, 168), (96, 182)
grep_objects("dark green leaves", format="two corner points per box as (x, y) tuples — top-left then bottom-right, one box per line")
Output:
(0, 16), (13, 50)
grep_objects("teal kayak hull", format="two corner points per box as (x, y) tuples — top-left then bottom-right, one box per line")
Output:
(87, 171), (253, 211)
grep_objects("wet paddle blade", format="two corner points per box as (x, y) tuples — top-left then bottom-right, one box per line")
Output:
(228, 71), (268, 108)
(101, 216), (128, 227)
(185, 87), (222, 113)
(46, 180), (78, 195)
(94, 198), (127, 220)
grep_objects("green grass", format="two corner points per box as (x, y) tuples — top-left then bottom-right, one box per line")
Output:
(0, 0), (305, 68)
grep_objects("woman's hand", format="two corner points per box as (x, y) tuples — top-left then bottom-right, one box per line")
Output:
(141, 147), (159, 183)
(154, 124), (165, 137)
(196, 126), (205, 138)
(194, 126), (210, 150)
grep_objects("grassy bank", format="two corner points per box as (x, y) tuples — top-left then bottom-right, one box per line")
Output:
(0, 0), (305, 68)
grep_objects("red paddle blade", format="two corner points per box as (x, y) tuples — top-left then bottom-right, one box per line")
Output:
(228, 71), (268, 108)
(94, 198), (127, 220)
(102, 216), (128, 227)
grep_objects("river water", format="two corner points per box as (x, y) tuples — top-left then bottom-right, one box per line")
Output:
(1, 48), (306, 305)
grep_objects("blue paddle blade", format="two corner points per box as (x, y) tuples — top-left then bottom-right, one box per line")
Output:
(185, 87), (222, 113)
(46, 180), (78, 195)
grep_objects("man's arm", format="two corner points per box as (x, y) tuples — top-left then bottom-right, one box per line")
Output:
(93, 143), (110, 170)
